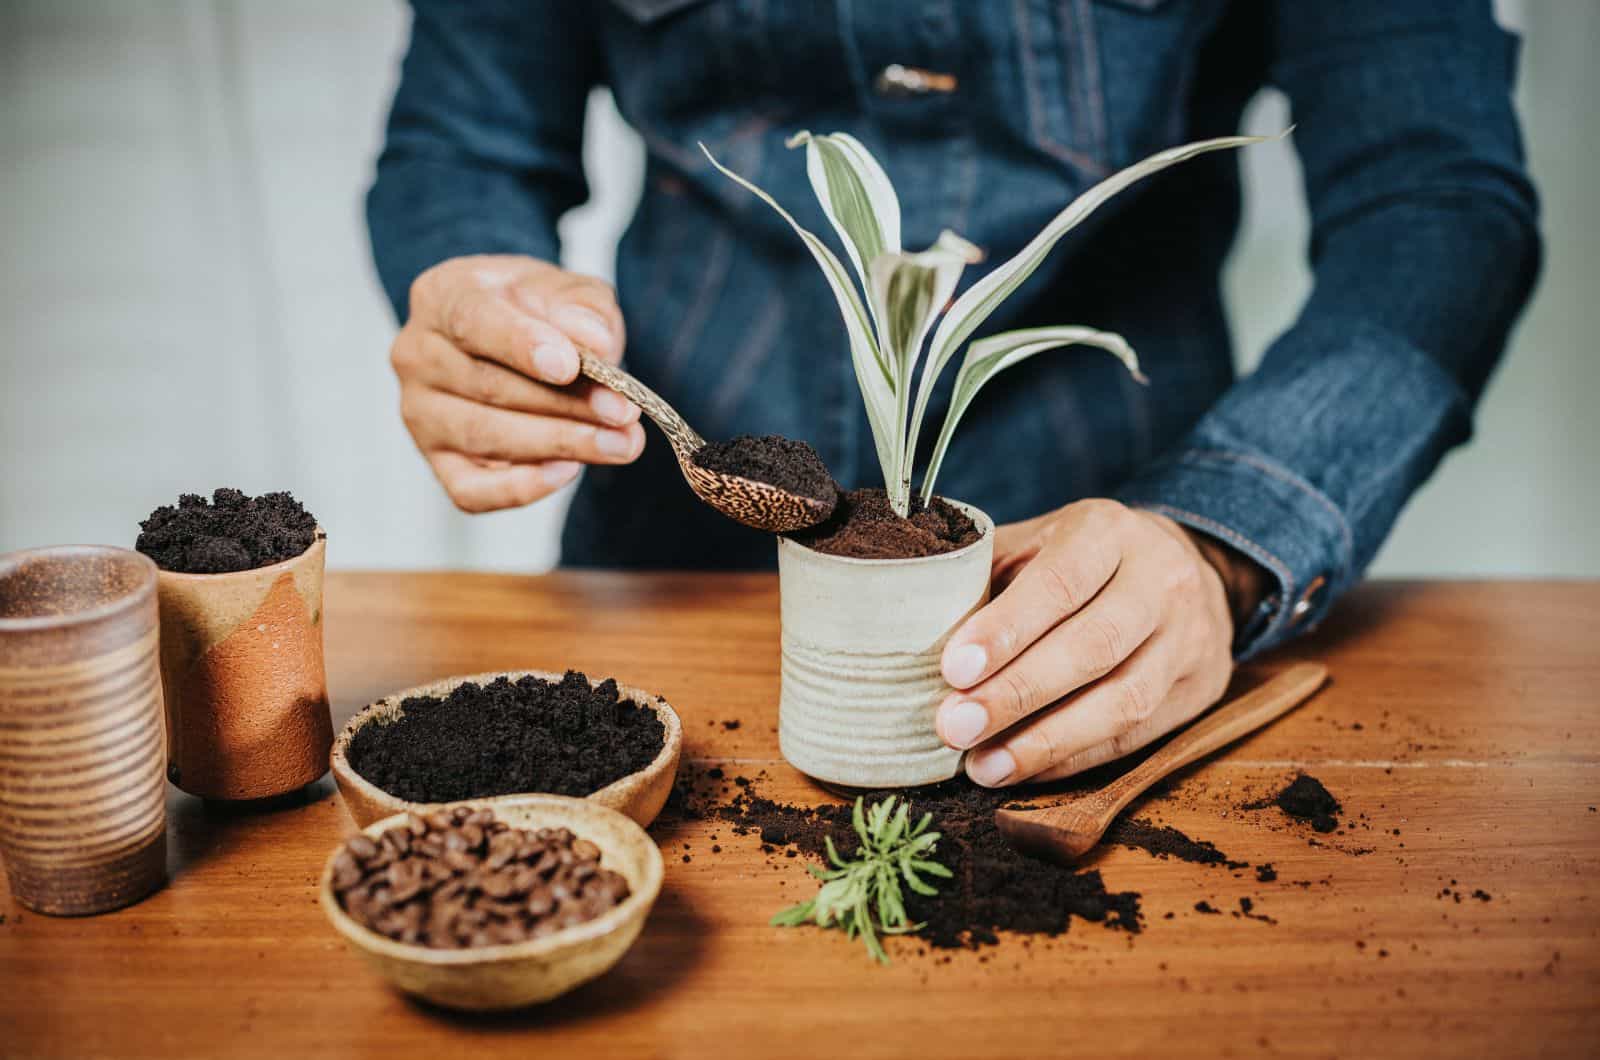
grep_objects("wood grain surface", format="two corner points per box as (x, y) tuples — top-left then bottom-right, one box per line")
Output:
(1, 574), (1595, 1059)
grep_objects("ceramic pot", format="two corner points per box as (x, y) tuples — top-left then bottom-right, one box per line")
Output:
(776, 501), (994, 788)
(156, 534), (332, 800)
(0, 545), (168, 915)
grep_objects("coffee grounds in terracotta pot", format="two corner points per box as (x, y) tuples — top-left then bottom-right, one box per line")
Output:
(330, 805), (630, 948)
(791, 487), (980, 559)
(692, 434), (838, 503)
(346, 671), (665, 803)
(136, 488), (317, 574)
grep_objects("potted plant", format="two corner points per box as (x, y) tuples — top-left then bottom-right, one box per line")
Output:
(704, 129), (1274, 788)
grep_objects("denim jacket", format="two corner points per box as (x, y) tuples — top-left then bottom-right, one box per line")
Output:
(367, 0), (1539, 658)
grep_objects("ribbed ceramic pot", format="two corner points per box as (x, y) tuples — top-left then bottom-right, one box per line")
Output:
(0, 545), (168, 915)
(156, 534), (332, 800)
(777, 502), (994, 788)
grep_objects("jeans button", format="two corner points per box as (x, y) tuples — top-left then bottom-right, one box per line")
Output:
(1289, 574), (1327, 627)
(873, 64), (958, 97)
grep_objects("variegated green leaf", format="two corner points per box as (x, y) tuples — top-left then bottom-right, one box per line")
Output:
(921, 326), (1142, 504)
(700, 142), (901, 485)
(907, 132), (1283, 496)
(787, 131), (902, 307)
(867, 231), (984, 512)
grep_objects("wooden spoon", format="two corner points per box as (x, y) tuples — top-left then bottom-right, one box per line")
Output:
(994, 662), (1329, 864)
(578, 350), (836, 533)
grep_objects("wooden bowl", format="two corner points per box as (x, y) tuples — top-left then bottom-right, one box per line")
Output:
(331, 670), (682, 829)
(319, 795), (663, 1010)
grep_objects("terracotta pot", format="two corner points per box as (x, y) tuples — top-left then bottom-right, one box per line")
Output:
(776, 501), (995, 788)
(156, 535), (332, 800)
(0, 545), (168, 915)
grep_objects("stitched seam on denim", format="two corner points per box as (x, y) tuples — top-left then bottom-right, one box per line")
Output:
(1013, 0), (1107, 175)
(837, 0), (871, 109)
(1131, 502), (1296, 647)
(1069, 0), (1108, 161)
(1181, 448), (1354, 570)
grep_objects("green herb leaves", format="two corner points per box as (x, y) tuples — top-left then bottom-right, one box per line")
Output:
(704, 129), (1286, 516)
(771, 796), (951, 964)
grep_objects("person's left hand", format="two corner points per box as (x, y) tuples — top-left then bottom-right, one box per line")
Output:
(935, 499), (1244, 786)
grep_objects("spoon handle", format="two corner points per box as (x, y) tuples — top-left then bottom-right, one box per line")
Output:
(578, 351), (705, 458)
(1098, 662), (1329, 823)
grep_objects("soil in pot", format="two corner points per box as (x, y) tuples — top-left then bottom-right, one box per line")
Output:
(346, 671), (665, 804)
(136, 488), (317, 574)
(791, 487), (981, 559)
(692, 434), (838, 504)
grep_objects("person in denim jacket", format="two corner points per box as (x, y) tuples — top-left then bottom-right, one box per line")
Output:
(368, 1), (1539, 786)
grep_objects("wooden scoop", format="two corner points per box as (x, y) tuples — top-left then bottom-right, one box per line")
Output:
(578, 351), (836, 533)
(994, 662), (1329, 864)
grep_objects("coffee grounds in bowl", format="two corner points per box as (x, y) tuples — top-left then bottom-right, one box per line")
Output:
(791, 488), (981, 559)
(692, 434), (838, 503)
(329, 806), (630, 948)
(346, 671), (665, 803)
(136, 488), (317, 574)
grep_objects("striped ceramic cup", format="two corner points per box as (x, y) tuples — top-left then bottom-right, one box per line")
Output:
(0, 545), (168, 915)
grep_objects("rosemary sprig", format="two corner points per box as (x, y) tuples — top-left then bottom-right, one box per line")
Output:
(771, 796), (952, 964)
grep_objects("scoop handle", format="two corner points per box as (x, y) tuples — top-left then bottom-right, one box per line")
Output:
(578, 351), (704, 458)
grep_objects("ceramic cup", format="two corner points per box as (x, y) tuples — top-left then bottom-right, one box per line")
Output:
(0, 545), (169, 915)
(776, 502), (995, 788)
(156, 534), (332, 801)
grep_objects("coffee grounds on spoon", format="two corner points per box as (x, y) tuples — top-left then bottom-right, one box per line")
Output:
(346, 671), (664, 803)
(692, 435), (838, 503)
(136, 488), (317, 574)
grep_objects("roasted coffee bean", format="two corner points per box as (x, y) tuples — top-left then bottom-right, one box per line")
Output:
(346, 834), (380, 862)
(330, 808), (630, 950)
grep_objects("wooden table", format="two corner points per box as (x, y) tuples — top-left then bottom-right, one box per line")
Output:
(2, 575), (1595, 1058)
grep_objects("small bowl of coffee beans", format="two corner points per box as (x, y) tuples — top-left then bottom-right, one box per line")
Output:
(319, 794), (663, 1010)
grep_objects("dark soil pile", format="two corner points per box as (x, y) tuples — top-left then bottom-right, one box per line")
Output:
(1250, 772), (1343, 833)
(693, 435), (838, 503)
(793, 488), (981, 559)
(1105, 816), (1248, 869)
(346, 671), (665, 803)
(719, 778), (1141, 948)
(136, 488), (317, 574)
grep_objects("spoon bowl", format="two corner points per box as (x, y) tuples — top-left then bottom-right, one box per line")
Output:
(578, 351), (836, 533)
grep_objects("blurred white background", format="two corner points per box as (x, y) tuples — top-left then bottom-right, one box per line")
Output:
(2, 1), (1595, 576)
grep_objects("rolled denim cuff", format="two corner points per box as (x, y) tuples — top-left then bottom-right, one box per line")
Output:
(1117, 450), (1352, 659)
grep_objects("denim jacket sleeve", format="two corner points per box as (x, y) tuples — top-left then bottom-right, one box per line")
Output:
(1117, 1), (1541, 659)
(365, 1), (599, 321)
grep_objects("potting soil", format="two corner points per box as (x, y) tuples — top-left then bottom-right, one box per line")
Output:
(792, 487), (981, 559)
(693, 434), (837, 503)
(136, 488), (317, 574)
(346, 671), (665, 803)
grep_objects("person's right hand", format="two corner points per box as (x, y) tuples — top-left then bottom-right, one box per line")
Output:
(391, 254), (646, 513)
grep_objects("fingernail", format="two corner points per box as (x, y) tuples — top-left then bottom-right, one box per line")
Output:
(589, 387), (636, 426)
(533, 343), (576, 383)
(552, 304), (613, 347)
(944, 643), (987, 687)
(940, 700), (988, 749)
(966, 747), (1015, 788)
(542, 461), (582, 488)
(595, 428), (637, 459)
